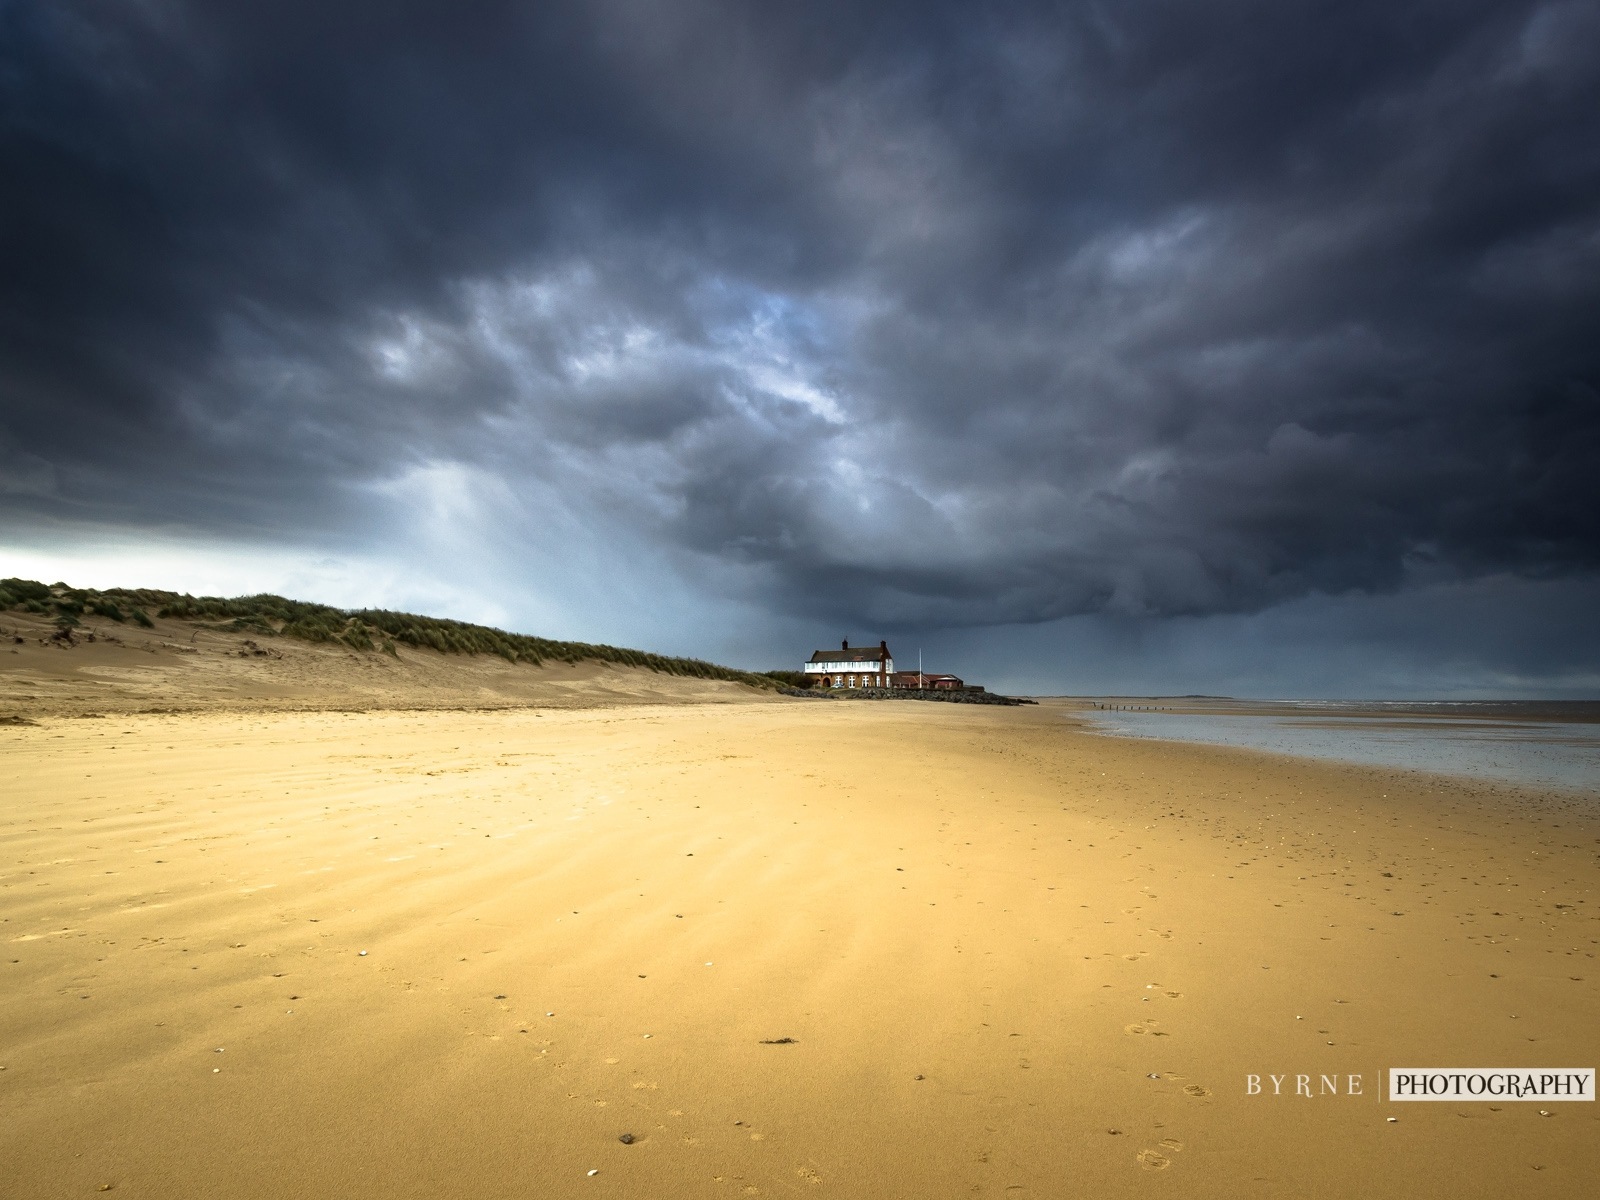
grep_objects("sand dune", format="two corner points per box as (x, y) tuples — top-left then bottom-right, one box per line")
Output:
(2, 696), (1597, 1197)
(0, 607), (770, 717)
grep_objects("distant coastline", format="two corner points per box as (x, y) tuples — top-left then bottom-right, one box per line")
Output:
(1068, 698), (1600, 794)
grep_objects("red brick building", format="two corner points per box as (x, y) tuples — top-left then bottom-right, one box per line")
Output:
(890, 671), (964, 690)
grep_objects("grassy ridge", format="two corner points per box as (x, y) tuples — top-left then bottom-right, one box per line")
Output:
(0, 577), (776, 688)
(757, 669), (818, 689)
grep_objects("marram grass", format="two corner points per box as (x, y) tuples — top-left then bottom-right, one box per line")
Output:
(0, 578), (777, 689)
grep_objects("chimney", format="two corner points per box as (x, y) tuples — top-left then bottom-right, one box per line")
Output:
(880, 640), (888, 653)
(842, 638), (848, 650)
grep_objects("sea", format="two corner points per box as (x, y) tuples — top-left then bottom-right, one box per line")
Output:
(1075, 700), (1600, 794)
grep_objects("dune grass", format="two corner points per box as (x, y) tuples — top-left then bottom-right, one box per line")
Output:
(759, 669), (817, 689)
(0, 578), (777, 689)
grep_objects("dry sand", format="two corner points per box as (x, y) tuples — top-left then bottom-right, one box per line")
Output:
(3, 697), (1598, 1198)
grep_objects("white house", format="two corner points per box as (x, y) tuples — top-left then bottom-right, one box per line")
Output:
(803, 639), (894, 688)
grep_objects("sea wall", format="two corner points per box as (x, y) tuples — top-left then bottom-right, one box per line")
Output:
(779, 686), (1034, 706)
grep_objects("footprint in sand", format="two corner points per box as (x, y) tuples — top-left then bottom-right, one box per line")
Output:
(1164, 990), (1182, 998)
(1137, 1149), (1171, 1170)
(632, 1081), (657, 1090)
(1124, 1023), (1150, 1035)
(1182, 1084), (1210, 1098)
(795, 1166), (823, 1185)
(1158, 1138), (1185, 1152)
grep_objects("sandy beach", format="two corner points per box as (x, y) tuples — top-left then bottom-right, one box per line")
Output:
(3, 698), (1597, 1198)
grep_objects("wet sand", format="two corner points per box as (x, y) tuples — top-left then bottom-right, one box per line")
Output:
(3, 700), (1597, 1197)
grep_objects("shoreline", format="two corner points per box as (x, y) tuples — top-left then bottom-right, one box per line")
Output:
(1056, 698), (1600, 798)
(1055, 695), (1600, 724)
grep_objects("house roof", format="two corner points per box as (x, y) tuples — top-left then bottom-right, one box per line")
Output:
(808, 647), (889, 664)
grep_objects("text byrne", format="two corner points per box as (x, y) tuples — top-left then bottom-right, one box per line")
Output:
(1246, 1074), (1362, 1096)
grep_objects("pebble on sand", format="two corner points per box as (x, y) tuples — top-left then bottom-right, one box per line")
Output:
(619, 1133), (635, 1144)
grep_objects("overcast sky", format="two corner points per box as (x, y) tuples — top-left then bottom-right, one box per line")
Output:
(3, 1), (1598, 696)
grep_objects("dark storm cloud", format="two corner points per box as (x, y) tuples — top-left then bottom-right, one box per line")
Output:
(2, 0), (1597, 624)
